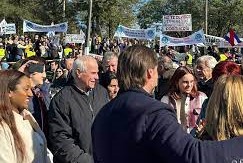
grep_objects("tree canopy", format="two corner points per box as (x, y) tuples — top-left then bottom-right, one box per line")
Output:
(137, 0), (243, 37)
(1, 0), (243, 37)
(0, 0), (140, 37)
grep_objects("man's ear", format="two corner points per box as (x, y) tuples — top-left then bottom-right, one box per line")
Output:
(75, 68), (82, 78)
(147, 68), (153, 79)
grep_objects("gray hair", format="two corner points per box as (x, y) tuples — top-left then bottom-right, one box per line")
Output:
(102, 51), (118, 63)
(158, 55), (173, 70)
(196, 55), (218, 69)
(72, 55), (96, 79)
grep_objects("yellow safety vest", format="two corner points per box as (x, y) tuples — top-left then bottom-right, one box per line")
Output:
(0, 48), (5, 59)
(25, 44), (32, 54)
(219, 54), (228, 61)
(26, 50), (36, 58)
(186, 53), (193, 65)
(64, 48), (72, 56)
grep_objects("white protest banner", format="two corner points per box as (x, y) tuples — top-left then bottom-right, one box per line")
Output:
(47, 31), (55, 38)
(23, 19), (68, 33)
(204, 34), (243, 47)
(2, 23), (16, 34)
(65, 34), (85, 44)
(219, 40), (243, 47)
(0, 19), (8, 35)
(114, 25), (156, 40)
(0, 19), (7, 27)
(160, 29), (205, 47)
(88, 53), (103, 61)
(46, 22), (55, 39)
(204, 34), (223, 46)
(163, 14), (192, 31)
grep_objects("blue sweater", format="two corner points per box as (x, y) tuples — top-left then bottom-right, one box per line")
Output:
(92, 88), (243, 163)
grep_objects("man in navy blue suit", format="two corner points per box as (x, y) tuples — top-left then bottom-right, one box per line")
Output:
(92, 45), (243, 163)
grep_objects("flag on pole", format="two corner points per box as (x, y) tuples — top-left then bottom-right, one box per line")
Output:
(224, 28), (241, 46)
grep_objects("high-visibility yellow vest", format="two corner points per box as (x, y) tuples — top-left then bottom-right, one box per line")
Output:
(64, 47), (72, 56)
(219, 54), (228, 61)
(186, 53), (193, 65)
(26, 50), (36, 58)
(25, 44), (32, 54)
(0, 48), (5, 59)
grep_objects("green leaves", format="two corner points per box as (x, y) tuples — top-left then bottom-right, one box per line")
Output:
(90, 0), (139, 37)
(137, 0), (243, 37)
(2, 0), (242, 37)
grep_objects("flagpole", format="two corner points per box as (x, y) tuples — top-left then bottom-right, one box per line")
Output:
(85, 0), (93, 55)
(205, 0), (208, 35)
(204, 0), (208, 55)
(63, 0), (66, 20)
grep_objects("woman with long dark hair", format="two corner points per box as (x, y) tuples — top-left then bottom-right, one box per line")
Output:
(100, 71), (119, 100)
(161, 66), (207, 133)
(0, 70), (52, 163)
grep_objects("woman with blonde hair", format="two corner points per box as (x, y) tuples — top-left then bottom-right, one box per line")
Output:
(198, 75), (243, 140)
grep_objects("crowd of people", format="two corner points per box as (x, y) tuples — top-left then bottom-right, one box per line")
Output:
(0, 33), (243, 163)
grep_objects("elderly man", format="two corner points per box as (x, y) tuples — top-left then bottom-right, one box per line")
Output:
(102, 51), (118, 73)
(155, 55), (176, 100)
(48, 56), (109, 163)
(195, 55), (218, 97)
(92, 45), (243, 163)
(99, 51), (118, 86)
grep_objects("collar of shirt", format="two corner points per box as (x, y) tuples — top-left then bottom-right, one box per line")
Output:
(73, 84), (92, 96)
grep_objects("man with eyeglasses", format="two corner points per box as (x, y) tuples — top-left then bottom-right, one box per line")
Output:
(195, 55), (218, 97)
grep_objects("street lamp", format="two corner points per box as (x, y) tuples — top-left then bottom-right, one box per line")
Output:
(59, 0), (66, 20)
(85, 0), (93, 55)
(63, 0), (66, 20)
(205, 0), (208, 35)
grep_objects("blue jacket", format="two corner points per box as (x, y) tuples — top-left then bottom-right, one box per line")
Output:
(29, 82), (51, 136)
(92, 88), (243, 163)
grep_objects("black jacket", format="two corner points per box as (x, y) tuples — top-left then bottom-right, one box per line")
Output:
(155, 69), (176, 100)
(92, 88), (243, 163)
(48, 84), (109, 163)
(155, 78), (170, 100)
(198, 78), (214, 97)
